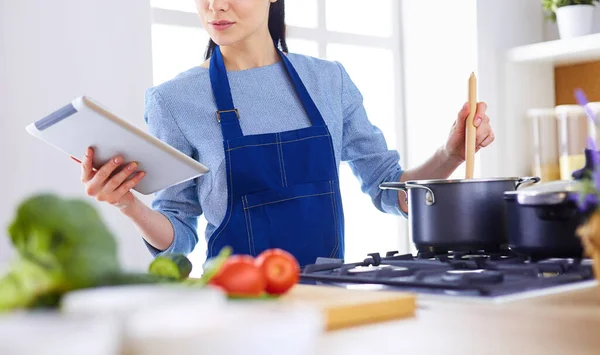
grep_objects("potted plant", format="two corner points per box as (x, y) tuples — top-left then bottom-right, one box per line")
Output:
(542, 0), (599, 39)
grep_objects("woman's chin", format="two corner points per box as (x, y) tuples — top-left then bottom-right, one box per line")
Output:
(208, 33), (240, 47)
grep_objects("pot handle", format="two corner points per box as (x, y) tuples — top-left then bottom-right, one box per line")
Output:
(379, 182), (408, 191)
(379, 182), (435, 206)
(515, 176), (541, 189)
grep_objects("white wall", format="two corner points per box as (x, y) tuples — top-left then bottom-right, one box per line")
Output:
(401, 0), (478, 179)
(400, 0), (549, 183)
(399, 0), (478, 253)
(0, 0), (155, 271)
(476, 0), (547, 178)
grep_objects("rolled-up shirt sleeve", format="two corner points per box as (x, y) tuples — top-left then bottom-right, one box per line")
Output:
(142, 87), (203, 256)
(336, 62), (406, 217)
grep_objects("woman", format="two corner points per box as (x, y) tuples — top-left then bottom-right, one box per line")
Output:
(79, 0), (494, 266)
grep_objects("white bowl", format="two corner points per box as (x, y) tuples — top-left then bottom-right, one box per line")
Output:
(127, 300), (325, 355)
(61, 284), (225, 318)
(61, 284), (227, 354)
(0, 311), (120, 355)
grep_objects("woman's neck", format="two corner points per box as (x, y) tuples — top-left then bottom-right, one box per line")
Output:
(219, 28), (280, 71)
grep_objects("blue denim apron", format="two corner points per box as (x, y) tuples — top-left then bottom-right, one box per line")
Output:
(206, 45), (344, 266)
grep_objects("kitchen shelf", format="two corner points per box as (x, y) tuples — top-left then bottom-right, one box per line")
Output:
(506, 33), (600, 65)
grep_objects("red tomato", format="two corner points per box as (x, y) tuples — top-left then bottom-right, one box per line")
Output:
(209, 255), (266, 296)
(255, 249), (300, 295)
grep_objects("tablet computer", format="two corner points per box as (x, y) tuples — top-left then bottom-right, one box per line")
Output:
(26, 96), (209, 195)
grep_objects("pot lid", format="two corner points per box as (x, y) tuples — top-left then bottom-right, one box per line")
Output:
(405, 177), (522, 185)
(505, 180), (580, 206)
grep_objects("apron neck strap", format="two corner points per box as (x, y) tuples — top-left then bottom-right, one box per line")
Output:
(210, 46), (244, 140)
(209, 44), (327, 140)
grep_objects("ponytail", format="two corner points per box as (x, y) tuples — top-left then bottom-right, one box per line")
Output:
(204, 0), (287, 60)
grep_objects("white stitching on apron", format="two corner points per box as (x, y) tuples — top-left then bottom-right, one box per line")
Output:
(209, 141), (234, 256)
(329, 180), (340, 258)
(278, 133), (288, 187)
(242, 196), (253, 255)
(275, 133), (285, 187)
(245, 196), (256, 255)
(225, 134), (330, 151)
(243, 192), (333, 210)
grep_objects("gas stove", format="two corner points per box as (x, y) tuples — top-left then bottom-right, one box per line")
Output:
(299, 250), (598, 303)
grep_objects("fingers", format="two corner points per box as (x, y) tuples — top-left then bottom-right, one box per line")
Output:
(81, 147), (95, 183)
(475, 115), (494, 148)
(475, 115), (491, 143)
(474, 102), (488, 127)
(86, 155), (124, 196)
(101, 161), (138, 196)
(479, 132), (495, 148)
(106, 171), (146, 205)
(455, 101), (470, 131)
(456, 101), (488, 129)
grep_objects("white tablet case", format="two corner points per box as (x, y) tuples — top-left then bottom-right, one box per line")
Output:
(26, 96), (209, 195)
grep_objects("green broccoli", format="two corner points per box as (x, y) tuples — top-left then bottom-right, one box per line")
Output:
(0, 193), (196, 312)
(0, 194), (120, 310)
(0, 256), (64, 310)
(8, 194), (120, 288)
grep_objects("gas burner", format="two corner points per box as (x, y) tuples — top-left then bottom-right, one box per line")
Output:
(541, 272), (559, 278)
(460, 255), (491, 260)
(443, 269), (504, 284)
(446, 269), (487, 274)
(346, 265), (392, 274)
(342, 264), (413, 278)
(417, 248), (517, 262)
(539, 258), (578, 264)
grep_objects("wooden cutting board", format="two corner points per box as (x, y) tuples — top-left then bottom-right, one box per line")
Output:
(278, 284), (416, 331)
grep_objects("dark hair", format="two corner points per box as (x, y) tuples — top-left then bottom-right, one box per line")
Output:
(204, 0), (288, 60)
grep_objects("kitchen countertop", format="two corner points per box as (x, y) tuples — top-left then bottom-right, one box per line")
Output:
(318, 283), (600, 355)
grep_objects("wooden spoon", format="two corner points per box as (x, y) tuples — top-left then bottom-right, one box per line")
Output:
(465, 72), (477, 179)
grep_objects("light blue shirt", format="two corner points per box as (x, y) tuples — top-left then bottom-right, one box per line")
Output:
(143, 53), (405, 257)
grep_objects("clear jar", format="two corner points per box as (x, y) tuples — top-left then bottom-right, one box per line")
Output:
(556, 104), (591, 180)
(588, 101), (600, 120)
(527, 108), (560, 182)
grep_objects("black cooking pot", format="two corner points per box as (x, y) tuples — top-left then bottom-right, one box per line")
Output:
(380, 177), (540, 253)
(503, 180), (585, 259)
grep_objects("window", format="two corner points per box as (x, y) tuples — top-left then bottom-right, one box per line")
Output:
(150, 0), (407, 271)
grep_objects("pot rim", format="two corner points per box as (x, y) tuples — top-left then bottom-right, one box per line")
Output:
(503, 180), (580, 206)
(405, 177), (523, 185)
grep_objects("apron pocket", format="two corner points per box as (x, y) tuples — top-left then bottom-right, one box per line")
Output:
(242, 180), (339, 265)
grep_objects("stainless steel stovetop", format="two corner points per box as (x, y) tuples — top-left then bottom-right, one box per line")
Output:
(299, 250), (598, 303)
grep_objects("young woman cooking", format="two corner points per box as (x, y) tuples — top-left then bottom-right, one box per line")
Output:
(78, 0), (494, 266)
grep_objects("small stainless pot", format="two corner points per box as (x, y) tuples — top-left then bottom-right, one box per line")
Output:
(503, 180), (585, 259)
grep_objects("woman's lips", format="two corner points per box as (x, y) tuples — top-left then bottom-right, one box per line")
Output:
(211, 21), (234, 31)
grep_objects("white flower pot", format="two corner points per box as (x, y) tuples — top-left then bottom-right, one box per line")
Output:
(555, 4), (595, 39)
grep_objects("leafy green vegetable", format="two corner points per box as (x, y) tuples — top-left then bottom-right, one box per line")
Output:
(8, 194), (120, 289)
(148, 254), (193, 280)
(1, 194), (124, 311)
(0, 256), (64, 311)
(0, 193), (205, 312)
